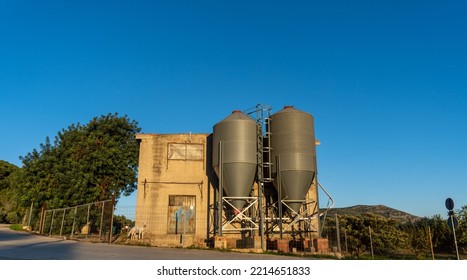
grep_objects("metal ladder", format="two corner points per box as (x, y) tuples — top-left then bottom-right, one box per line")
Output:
(244, 104), (273, 184)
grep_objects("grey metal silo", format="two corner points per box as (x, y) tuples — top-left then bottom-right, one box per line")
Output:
(270, 106), (317, 215)
(212, 110), (258, 210)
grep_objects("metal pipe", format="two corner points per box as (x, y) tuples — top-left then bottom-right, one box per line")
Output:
(259, 182), (265, 251)
(318, 182), (334, 237)
(139, 181), (203, 185)
(450, 215), (460, 260)
(218, 141), (223, 236)
(277, 155), (283, 239)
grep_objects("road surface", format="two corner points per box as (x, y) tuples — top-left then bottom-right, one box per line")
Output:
(0, 224), (302, 260)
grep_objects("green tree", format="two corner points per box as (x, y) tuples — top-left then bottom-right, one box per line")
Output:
(0, 160), (19, 189)
(400, 211), (466, 258)
(0, 161), (21, 223)
(400, 218), (433, 258)
(323, 206), (467, 259)
(14, 113), (141, 209)
(455, 205), (467, 253)
(325, 213), (409, 258)
(428, 214), (454, 253)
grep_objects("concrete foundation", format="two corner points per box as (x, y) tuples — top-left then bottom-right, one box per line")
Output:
(214, 236), (227, 249)
(313, 238), (329, 253)
(277, 239), (290, 253)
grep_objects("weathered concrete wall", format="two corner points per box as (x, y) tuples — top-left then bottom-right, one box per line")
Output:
(135, 134), (213, 247)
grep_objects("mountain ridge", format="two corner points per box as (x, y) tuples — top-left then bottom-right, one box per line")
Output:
(321, 204), (421, 223)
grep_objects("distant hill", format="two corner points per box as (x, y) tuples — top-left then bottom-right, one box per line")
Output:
(321, 205), (421, 223)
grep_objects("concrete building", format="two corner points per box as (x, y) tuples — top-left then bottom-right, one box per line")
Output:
(133, 107), (329, 252)
(134, 133), (214, 247)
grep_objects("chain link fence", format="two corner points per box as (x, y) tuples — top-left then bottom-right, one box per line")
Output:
(22, 201), (206, 246)
(22, 199), (134, 243)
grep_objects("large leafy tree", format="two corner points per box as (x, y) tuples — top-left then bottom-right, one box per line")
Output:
(15, 113), (141, 209)
(0, 160), (21, 223)
(455, 206), (467, 253)
(400, 218), (434, 257)
(0, 160), (19, 190)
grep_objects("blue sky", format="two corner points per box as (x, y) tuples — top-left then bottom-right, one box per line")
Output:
(1, 0), (466, 218)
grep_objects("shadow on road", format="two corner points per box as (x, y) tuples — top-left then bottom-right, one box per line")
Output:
(0, 224), (303, 260)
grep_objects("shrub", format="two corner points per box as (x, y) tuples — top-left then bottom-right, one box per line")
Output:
(9, 224), (23, 231)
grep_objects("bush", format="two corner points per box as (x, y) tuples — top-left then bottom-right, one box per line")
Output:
(6, 212), (20, 224)
(9, 224), (23, 231)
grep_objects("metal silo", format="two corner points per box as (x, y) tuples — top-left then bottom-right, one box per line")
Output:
(270, 106), (317, 215)
(212, 110), (258, 210)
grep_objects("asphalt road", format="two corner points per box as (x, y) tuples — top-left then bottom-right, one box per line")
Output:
(0, 224), (302, 260)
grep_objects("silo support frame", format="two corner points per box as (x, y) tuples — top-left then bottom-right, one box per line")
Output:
(221, 197), (259, 232)
(265, 200), (319, 235)
(280, 200), (319, 233)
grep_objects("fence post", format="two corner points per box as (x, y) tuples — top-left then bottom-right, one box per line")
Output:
(369, 226), (374, 259)
(60, 209), (66, 237)
(428, 226), (435, 260)
(344, 228), (348, 253)
(109, 194), (115, 244)
(86, 204), (91, 237)
(99, 201), (105, 240)
(27, 202), (34, 229)
(335, 214), (341, 253)
(39, 203), (47, 235)
(70, 206), (77, 238)
(49, 210), (55, 235)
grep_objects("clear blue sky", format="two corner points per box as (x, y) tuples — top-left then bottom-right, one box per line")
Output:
(1, 0), (466, 218)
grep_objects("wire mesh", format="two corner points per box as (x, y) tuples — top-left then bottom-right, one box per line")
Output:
(26, 200), (118, 242)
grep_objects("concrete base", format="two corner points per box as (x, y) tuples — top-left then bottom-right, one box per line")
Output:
(267, 239), (278, 250)
(313, 238), (329, 253)
(135, 234), (207, 248)
(302, 238), (312, 251)
(277, 239), (290, 253)
(235, 236), (262, 249)
(214, 236), (227, 249)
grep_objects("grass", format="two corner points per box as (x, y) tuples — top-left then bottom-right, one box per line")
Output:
(9, 224), (23, 231)
(340, 252), (466, 260)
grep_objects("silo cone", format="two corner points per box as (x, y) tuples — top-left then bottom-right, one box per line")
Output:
(212, 110), (258, 210)
(270, 106), (317, 215)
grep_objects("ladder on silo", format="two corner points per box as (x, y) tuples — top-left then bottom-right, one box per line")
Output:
(244, 104), (273, 251)
(244, 104), (273, 184)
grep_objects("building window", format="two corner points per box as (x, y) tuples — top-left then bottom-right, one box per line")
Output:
(168, 143), (204, 161)
(167, 195), (196, 234)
